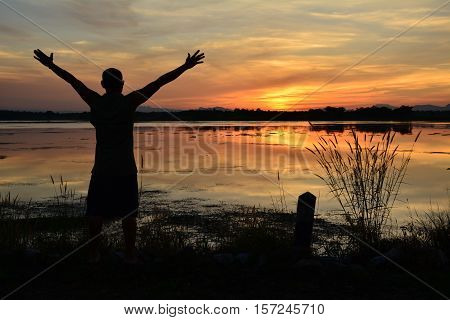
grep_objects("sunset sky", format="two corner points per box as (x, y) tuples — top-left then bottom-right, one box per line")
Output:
(0, 0), (449, 111)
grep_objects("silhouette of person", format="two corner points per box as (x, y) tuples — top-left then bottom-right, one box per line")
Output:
(33, 49), (205, 263)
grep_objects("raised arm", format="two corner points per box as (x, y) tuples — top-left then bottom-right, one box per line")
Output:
(126, 50), (205, 108)
(33, 49), (99, 107)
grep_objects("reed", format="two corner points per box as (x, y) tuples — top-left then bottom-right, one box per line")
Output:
(307, 129), (420, 246)
(50, 175), (85, 215)
(402, 202), (450, 255)
(0, 192), (20, 208)
(0, 176), (86, 251)
(270, 171), (289, 214)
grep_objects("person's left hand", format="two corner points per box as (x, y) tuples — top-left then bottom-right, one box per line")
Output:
(34, 49), (54, 67)
(184, 50), (205, 69)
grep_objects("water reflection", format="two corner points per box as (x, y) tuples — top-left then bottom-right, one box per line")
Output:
(0, 121), (448, 221)
(309, 122), (413, 134)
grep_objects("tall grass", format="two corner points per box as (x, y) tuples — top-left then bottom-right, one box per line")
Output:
(402, 203), (450, 255)
(307, 129), (420, 246)
(0, 177), (86, 251)
(0, 192), (34, 250)
(0, 192), (20, 209)
(270, 171), (289, 214)
(50, 175), (85, 216)
(50, 175), (77, 204)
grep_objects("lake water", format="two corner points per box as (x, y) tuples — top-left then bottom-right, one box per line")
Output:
(0, 121), (449, 222)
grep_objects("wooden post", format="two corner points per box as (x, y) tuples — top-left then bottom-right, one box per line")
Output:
(294, 192), (316, 253)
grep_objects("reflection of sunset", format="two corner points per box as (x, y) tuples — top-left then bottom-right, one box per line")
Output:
(1, 122), (448, 221)
(1, 1), (449, 111)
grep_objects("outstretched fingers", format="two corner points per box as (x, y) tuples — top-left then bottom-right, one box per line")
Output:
(190, 50), (206, 59)
(184, 50), (205, 68)
(34, 49), (51, 57)
(34, 49), (45, 57)
(195, 53), (205, 64)
(192, 51), (205, 61)
(33, 49), (53, 66)
(33, 49), (43, 62)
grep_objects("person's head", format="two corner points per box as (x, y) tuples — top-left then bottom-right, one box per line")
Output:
(101, 68), (124, 93)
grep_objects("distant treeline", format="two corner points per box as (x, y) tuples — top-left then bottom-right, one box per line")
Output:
(1, 106), (450, 122)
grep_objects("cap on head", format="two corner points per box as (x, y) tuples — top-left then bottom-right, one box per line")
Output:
(101, 68), (124, 89)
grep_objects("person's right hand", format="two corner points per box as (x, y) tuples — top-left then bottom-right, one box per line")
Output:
(33, 49), (54, 67)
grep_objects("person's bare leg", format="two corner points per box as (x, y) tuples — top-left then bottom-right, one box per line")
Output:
(122, 216), (137, 263)
(88, 216), (103, 263)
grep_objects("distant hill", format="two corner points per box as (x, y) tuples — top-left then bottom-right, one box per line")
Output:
(373, 104), (395, 109)
(372, 104), (450, 112)
(198, 107), (231, 112)
(411, 105), (450, 112)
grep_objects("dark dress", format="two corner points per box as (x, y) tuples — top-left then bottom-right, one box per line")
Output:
(86, 92), (139, 219)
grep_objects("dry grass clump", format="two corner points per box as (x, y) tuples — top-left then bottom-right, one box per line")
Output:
(270, 171), (289, 214)
(0, 176), (86, 251)
(0, 192), (21, 209)
(402, 203), (450, 255)
(308, 129), (420, 246)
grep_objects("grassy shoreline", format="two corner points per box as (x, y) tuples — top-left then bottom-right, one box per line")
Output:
(1, 188), (449, 299)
